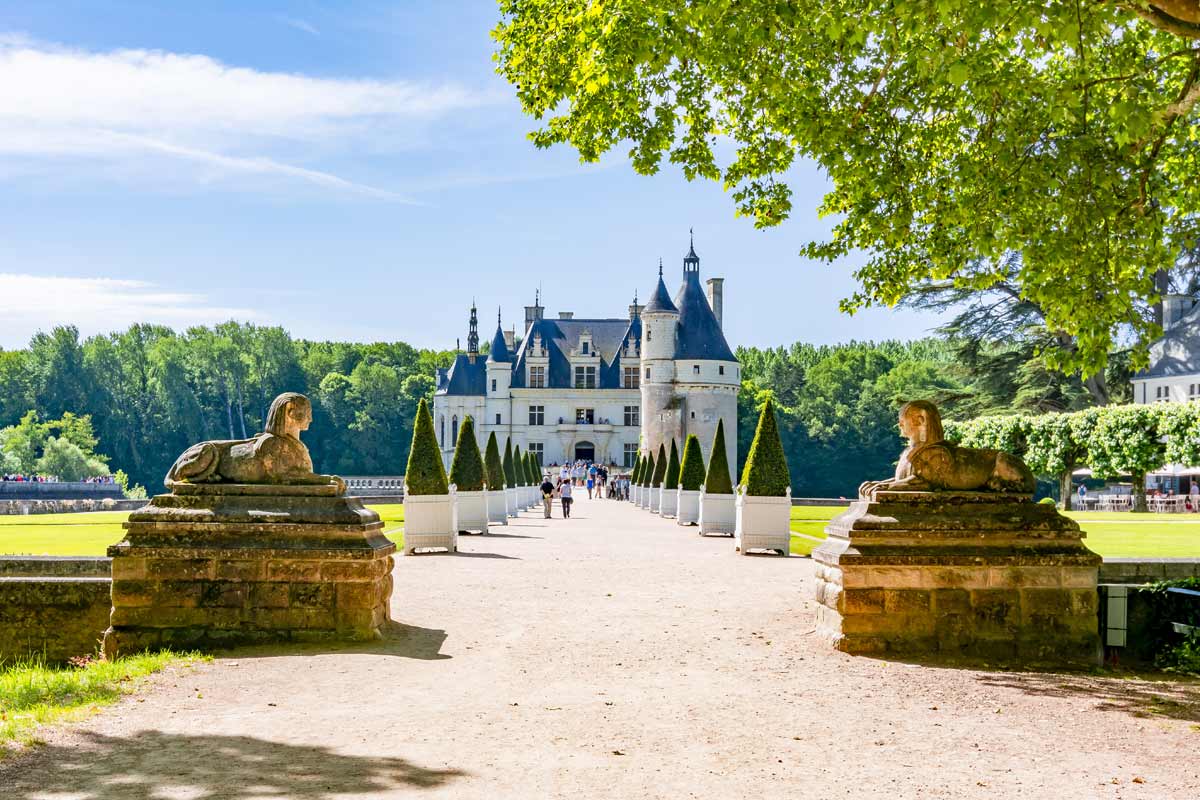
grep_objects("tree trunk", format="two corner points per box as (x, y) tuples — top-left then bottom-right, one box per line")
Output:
(225, 393), (235, 440)
(1059, 469), (1074, 511)
(1132, 471), (1148, 513)
(1083, 372), (1111, 406)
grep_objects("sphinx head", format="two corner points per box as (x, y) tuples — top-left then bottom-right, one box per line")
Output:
(898, 400), (944, 446)
(265, 392), (312, 438)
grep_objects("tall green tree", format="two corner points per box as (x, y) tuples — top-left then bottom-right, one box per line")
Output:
(495, 1), (1200, 375)
(448, 416), (485, 492)
(404, 398), (448, 496)
(484, 432), (506, 491)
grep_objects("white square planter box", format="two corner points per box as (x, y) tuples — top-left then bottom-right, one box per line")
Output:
(659, 486), (679, 518)
(676, 489), (701, 526)
(454, 488), (487, 534)
(403, 489), (458, 555)
(699, 490), (736, 536)
(735, 489), (791, 556)
(647, 487), (661, 512)
(505, 487), (518, 518)
(631, 485), (641, 505)
(486, 488), (508, 526)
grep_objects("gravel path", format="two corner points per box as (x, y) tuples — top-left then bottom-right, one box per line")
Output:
(4, 494), (1199, 798)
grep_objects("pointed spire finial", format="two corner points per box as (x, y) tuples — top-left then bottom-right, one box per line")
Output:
(690, 227), (694, 248)
(658, 258), (663, 278)
(497, 307), (502, 327)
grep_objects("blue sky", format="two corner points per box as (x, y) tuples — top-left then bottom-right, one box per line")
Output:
(0, 1), (944, 351)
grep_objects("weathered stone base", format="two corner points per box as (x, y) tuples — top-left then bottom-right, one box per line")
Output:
(104, 483), (395, 657)
(812, 491), (1102, 667)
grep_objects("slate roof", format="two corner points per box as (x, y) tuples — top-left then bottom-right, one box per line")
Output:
(643, 273), (678, 314)
(487, 324), (512, 363)
(673, 269), (736, 362)
(511, 316), (642, 390)
(1136, 303), (1200, 379)
(436, 354), (488, 396)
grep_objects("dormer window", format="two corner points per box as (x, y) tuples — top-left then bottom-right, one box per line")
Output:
(582, 341), (589, 355)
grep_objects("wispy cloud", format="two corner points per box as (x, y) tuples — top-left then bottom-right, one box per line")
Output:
(279, 16), (320, 36)
(0, 37), (495, 198)
(0, 274), (260, 347)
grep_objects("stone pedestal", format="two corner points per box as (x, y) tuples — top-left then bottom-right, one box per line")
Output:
(104, 483), (394, 657)
(812, 491), (1101, 666)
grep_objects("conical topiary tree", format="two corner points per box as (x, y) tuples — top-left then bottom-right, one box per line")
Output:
(529, 453), (541, 484)
(641, 452), (655, 487)
(502, 437), (517, 488)
(705, 419), (734, 494)
(448, 415), (484, 492)
(513, 445), (525, 486)
(663, 439), (681, 490)
(680, 434), (706, 491)
(650, 443), (668, 487)
(405, 398), (449, 495)
(630, 454), (642, 485)
(740, 398), (791, 497)
(484, 431), (505, 490)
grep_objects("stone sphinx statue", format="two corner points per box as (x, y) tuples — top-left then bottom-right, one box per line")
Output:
(859, 400), (1036, 497)
(165, 392), (344, 492)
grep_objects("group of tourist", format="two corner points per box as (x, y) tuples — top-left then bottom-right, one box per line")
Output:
(537, 461), (633, 518)
(1, 473), (114, 484)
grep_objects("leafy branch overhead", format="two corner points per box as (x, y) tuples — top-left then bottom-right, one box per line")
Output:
(494, 1), (1200, 374)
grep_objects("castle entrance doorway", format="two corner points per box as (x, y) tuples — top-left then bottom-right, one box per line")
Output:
(574, 442), (595, 462)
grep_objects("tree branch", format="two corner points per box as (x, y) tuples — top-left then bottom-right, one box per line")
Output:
(1120, 2), (1200, 40)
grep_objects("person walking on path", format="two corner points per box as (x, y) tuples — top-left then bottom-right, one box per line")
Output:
(540, 474), (555, 519)
(560, 478), (573, 518)
(586, 465), (595, 499)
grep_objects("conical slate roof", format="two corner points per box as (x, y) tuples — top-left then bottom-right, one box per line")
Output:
(643, 266), (678, 315)
(487, 320), (512, 363)
(674, 269), (735, 361)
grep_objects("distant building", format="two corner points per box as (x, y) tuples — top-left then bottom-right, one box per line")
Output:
(432, 235), (739, 474)
(1132, 294), (1200, 403)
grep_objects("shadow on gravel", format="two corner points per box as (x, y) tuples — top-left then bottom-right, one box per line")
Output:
(193, 621), (452, 662)
(974, 672), (1200, 723)
(453, 551), (521, 560)
(2, 730), (467, 797)
(479, 532), (543, 539)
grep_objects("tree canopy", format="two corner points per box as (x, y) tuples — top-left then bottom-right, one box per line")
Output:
(494, 1), (1200, 375)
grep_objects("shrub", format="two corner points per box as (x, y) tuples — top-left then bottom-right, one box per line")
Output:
(484, 432), (505, 490)
(704, 419), (734, 494)
(529, 453), (542, 484)
(740, 398), (791, 497)
(679, 434), (706, 491)
(663, 439), (680, 490)
(448, 415), (485, 492)
(630, 455), (642, 485)
(405, 398), (449, 495)
(650, 443), (667, 487)
(502, 437), (517, 488)
(642, 452), (655, 487)
(513, 445), (526, 486)
(1037, 496), (1057, 505)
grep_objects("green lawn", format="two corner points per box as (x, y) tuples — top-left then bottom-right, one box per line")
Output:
(2, 503), (1198, 558)
(0, 504), (406, 557)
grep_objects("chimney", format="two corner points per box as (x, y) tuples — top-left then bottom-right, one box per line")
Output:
(1163, 294), (1196, 331)
(559, 311), (574, 320)
(503, 329), (515, 350)
(706, 278), (725, 331)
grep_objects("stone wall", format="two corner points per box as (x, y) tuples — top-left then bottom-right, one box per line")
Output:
(0, 498), (144, 516)
(0, 482), (124, 501)
(1099, 558), (1200, 584)
(0, 556), (113, 662)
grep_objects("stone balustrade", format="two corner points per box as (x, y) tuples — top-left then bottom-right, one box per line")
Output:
(342, 476), (405, 496)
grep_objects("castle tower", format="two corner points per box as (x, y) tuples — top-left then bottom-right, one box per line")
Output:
(640, 259), (681, 459)
(486, 309), (513, 431)
(466, 302), (480, 362)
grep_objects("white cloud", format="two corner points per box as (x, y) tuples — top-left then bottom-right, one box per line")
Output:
(279, 17), (321, 37)
(0, 37), (494, 197)
(0, 274), (259, 347)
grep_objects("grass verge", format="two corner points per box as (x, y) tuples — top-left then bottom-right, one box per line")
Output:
(0, 650), (203, 754)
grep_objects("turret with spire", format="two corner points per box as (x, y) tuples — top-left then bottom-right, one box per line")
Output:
(466, 301), (480, 362)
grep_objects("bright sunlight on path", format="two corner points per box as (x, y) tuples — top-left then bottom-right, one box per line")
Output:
(2, 495), (1198, 798)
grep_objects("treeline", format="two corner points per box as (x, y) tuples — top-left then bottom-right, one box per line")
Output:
(733, 335), (1117, 498)
(950, 404), (1200, 513)
(0, 323), (455, 491)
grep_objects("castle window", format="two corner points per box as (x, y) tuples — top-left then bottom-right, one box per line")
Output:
(1190, 383), (1198, 401)
(690, 411), (695, 419)
(693, 365), (701, 375)
(529, 442), (544, 466)
(452, 416), (459, 444)
(529, 366), (545, 388)
(719, 365), (725, 375)
(491, 379), (497, 392)
(576, 408), (595, 424)
(529, 405), (545, 426)
(574, 365), (597, 389)
(496, 413), (502, 424)
(645, 367), (651, 380)
(646, 329), (651, 341)
(623, 443), (637, 468)
(624, 405), (640, 427)
(582, 341), (589, 355)
(438, 416), (444, 446)
(623, 366), (640, 389)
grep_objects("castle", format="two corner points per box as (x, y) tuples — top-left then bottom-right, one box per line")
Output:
(433, 236), (739, 475)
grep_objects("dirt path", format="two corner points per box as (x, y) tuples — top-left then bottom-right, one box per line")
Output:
(4, 495), (1199, 798)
